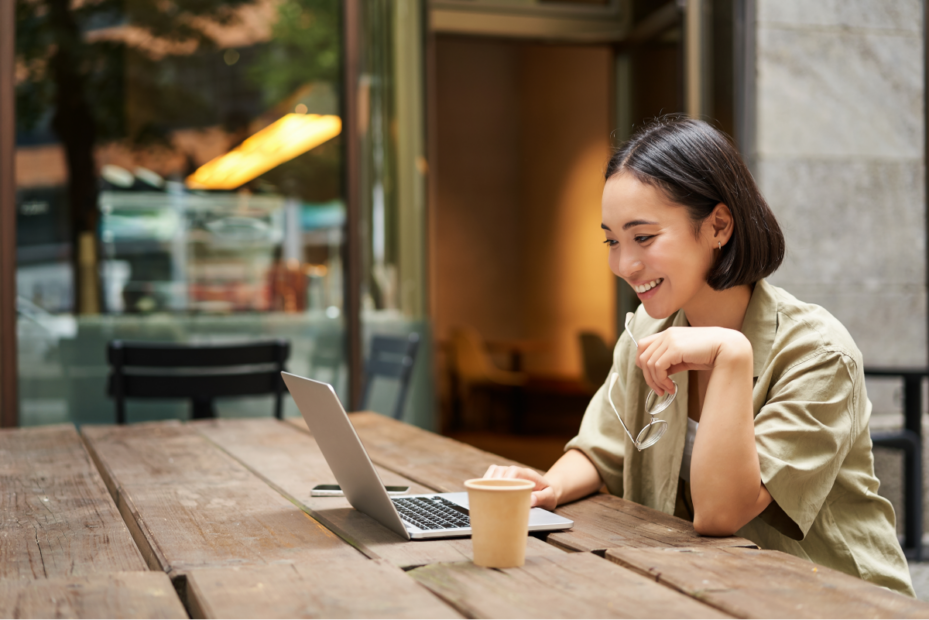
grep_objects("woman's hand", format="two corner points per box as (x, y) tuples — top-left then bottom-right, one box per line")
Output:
(634, 326), (752, 396)
(483, 465), (559, 510)
(483, 450), (604, 511)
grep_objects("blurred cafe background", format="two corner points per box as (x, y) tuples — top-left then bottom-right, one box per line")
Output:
(1, 0), (927, 483)
(7, 0), (432, 428)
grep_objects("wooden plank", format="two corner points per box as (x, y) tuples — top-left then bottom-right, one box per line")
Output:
(547, 494), (755, 553)
(195, 418), (564, 569)
(0, 425), (146, 580)
(288, 413), (754, 552)
(0, 571), (187, 619)
(186, 558), (462, 619)
(409, 552), (731, 619)
(286, 413), (534, 493)
(606, 546), (929, 619)
(81, 421), (360, 577)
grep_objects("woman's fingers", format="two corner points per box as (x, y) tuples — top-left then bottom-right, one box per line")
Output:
(645, 341), (669, 395)
(638, 338), (669, 396)
(634, 326), (736, 396)
(484, 464), (514, 479)
(633, 337), (655, 392)
(636, 333), (687, 396)
(480, 466), (555, 510)
(483, 464), (515, 478)
(482, 466), (552, 498)
(652, 346), (680, 395)
(483, 465), (542, 484)
(531, 486), (557, 510)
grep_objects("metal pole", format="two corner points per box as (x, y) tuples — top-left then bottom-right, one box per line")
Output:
(910, 0), (929, 560)
(922, 0), (928, 557)
(733, 0), (757, 169)
(343, 0), (364, 411)
(684, 0), (704, 119)
(904, 373), (923, 559)
(0, 0), (19, 427)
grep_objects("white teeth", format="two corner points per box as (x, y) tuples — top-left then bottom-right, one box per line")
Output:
(634, 278), (663, 293)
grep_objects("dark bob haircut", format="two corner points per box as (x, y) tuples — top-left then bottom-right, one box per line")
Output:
(606, 116), (785, 291)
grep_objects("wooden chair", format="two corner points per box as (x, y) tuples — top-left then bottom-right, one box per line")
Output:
(107, 340), (290, 424)
(449, 326), (527, 390)
(362, 333), (420, 420)
(448, 326), (527, 432)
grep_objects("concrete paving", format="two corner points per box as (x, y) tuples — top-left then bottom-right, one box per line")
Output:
(909, 562), (929, 600)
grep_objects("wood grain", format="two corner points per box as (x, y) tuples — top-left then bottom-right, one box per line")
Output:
(410, 552), (731, 619)
(0, 425), (146, 580)
(287, 413), (532, 492)
(81, 421), (360, 577)
(0, 571), (187, 619)
(289, 413), (754, 552)
(607, 546), (929, 619)
(195, 418), (564, 568)
(186, 558), (462, 619)
(548, 494), (755, 553)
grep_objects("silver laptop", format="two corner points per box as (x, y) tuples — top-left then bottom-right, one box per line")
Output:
(282, 372), (574, 540)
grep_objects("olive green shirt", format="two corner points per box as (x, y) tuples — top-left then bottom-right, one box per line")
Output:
(566, 279), (914, 596)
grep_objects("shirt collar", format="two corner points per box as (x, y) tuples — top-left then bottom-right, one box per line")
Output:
(739, 279), (778, 378)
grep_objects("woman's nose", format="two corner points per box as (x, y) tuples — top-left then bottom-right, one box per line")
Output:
(615, 250), (643, 280)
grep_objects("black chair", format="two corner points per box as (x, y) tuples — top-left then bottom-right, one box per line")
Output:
(362, 333), (420, 420)
(107, 340), (290, 424)
(864, 367), (927, 561)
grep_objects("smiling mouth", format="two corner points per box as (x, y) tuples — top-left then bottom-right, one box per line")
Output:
(633, 278), (663, 294)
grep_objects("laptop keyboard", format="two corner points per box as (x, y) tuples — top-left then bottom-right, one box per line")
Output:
(392, 496), (471, 530)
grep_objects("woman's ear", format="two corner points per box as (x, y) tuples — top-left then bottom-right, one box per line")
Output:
(709, 203), (734, 245)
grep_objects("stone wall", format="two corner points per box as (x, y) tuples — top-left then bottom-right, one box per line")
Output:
(754, 0), (924, 376)
(752, 0), (925, 535)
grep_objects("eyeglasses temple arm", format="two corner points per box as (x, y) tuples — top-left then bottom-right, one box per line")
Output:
(607, 373), (639, 446)
(624, 312), (638, 348)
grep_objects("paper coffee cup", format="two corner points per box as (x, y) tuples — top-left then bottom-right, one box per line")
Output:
(465, 478), (534, 568)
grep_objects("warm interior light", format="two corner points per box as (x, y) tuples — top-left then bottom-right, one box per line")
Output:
(186, 114), (342, 190)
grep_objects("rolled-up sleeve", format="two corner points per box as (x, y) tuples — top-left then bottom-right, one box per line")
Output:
(754, 350), (859, 540)
(565, 375), (626, 497)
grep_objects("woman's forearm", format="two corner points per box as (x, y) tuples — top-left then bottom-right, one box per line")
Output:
(545, 449), (604, 506)
(690, 333), (771, 535)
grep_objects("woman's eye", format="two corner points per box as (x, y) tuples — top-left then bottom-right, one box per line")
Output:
(634, 235), (654, 244)
(603, 239), (618, 247)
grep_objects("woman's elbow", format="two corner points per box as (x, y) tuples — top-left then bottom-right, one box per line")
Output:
(693, 511), (742, 537)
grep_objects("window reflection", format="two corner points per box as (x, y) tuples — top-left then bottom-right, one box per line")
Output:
(15, 0), (347, 425)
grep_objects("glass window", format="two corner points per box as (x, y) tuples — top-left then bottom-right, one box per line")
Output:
(354, 0), (431, 426)
(15, 0), (347, 425)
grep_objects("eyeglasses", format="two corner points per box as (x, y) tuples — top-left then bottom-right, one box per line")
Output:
(606, 313), (677, 451)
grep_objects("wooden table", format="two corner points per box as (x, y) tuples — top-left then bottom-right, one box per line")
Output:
(3, 415), (928, 619)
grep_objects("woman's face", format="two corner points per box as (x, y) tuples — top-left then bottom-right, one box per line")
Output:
(601, 171), (721, 319)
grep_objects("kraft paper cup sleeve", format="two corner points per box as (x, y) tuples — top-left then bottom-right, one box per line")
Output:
(465, 478), (534, 568)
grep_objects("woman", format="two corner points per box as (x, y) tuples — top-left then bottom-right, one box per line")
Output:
(486, 117), (914, 596)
